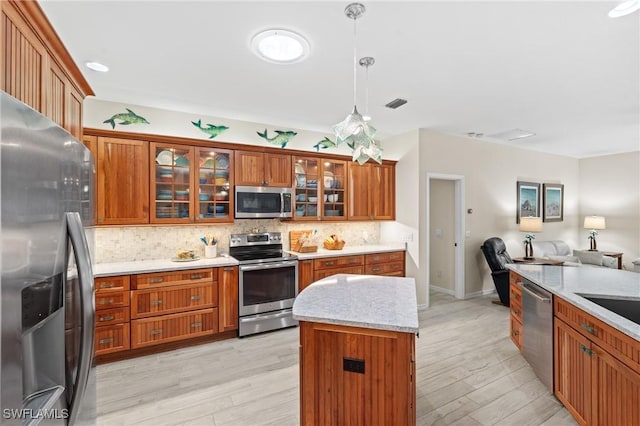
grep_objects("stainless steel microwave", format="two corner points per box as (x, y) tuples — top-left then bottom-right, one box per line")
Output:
(235, 186), (292, 219)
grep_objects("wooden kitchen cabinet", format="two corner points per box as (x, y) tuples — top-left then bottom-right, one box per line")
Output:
(364, 251), (405, 276)
(298, 259), (314, 292)
(235, 150), (291, 187)
(348, 162), (395, 220)
(95, 136), (150, 225)
(509, 272), (523, 352)
(320, 159), (347, 220)
(130, 283), (217, 319)
(131, 308), (218, 349)
(554, 296), (640, 425)
(195, 147), (233, 223)
(1, 1), (92, 137)
(313, 255), (364, 281)
(94, 275), (130, 356)
(218, 266), (239, 332)
(150, 142), (194, 223)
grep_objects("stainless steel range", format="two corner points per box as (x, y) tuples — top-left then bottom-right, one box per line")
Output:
(230, 232), (298, 337)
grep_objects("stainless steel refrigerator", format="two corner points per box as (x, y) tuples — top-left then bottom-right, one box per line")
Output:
(1, 91), (96, 425)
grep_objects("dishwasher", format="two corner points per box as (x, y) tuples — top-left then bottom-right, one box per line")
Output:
(522, 278), (554, 393)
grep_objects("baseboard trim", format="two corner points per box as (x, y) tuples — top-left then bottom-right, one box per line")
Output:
(464, 288), (496, 299)
(417, 303), (428, 311)
(430, 285), (456, 296)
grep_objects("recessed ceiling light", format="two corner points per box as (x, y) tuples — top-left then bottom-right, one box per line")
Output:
(251, 29), (309, 64)
(85, 61), (109, 72)
(608, 0), (640, 17)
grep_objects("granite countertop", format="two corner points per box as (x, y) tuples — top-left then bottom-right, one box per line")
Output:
(292, 273), (419, 334)
(507, 264), (640, 341)
(93, 256), (238, 277)
(288, 243), (406, 260)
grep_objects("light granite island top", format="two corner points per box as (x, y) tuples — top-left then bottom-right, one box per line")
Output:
(507, 264), (640, 341)
(292, 273), (419, 334)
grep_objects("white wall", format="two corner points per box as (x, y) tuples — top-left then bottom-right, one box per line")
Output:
(579, 151), (640, 268)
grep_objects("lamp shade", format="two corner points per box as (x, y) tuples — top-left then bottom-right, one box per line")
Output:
(520, 216), (543, 233)
(584, 216), (606, 230)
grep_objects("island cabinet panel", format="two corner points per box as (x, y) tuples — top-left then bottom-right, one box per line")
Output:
(130, 283), (216, 319)
(218, 266), (239, 333)
(299, 322), (415, 426)
(235, 150), (291, 187)
(131, 308), (218, 349)
(554, 318), (592, 425)
(96, 137), (150, 225)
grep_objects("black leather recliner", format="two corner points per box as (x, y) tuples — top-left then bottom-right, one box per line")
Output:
(480, 237), (513, 306)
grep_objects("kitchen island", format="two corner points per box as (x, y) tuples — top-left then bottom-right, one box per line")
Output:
(293, 274), (419, 426)
(506, 264), (640, 425)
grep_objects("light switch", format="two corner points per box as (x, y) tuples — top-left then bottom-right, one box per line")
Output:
(465, 230), (471, 238)
(435, 229), (443, 237)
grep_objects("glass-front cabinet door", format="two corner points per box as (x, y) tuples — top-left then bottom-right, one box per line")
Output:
(150, 143), (194, 223)
(293, 156), (320, 220)
(321, 159), (347, 220)
(195, 147), (233, 223)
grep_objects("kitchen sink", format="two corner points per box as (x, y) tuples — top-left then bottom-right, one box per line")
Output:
(578, 294), (640, 326)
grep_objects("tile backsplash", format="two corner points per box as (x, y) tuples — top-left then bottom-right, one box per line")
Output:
(94, 220), (381, 263)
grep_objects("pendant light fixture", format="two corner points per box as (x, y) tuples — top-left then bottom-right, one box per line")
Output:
(333, 2), (382, 165)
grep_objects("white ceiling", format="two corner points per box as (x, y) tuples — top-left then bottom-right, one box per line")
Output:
(40, 1), (639, 158)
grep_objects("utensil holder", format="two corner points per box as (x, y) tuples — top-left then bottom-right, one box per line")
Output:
(204, 245), (217, 258)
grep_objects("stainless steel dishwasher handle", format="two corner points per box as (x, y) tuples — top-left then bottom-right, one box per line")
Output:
(522, 283), (551, 303)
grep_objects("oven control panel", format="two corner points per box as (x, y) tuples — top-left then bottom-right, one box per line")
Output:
(230, 232), (282, 247)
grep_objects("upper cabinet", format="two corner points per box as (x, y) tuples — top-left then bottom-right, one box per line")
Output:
(1, 1), (93, 139)
(194, 147), (233, 223)
(321, 159), (347, 220)
(235, 150), (291, 187)
(293, 157), (347, 220)
(348, 163), (395, 221)
(96, 137), (150, 225)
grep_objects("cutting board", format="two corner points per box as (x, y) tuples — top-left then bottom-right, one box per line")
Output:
(289, 230), (317, 252)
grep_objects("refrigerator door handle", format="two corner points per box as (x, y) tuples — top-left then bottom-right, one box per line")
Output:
(66, 212), (95, 425)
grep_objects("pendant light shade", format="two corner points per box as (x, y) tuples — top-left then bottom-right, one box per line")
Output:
(333, 2), (382, 165)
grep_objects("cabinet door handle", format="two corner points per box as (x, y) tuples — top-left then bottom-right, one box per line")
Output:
(511, 308), (519, 316)
(99, 338), (113, 345)
(371, 267), (382, 273)
(98, 298), (114, 305)
(98, 315), (115, 322)
(191, 322), (203, 328)
(150, 300), (163, 306)
(372, 256), (381, 261)
(191, 295), (202, 301)
(99, 282), (116, 289)
(149, 277), (164, 284)
(511, 330), (519, 336)
(580, 323), (595, 335)
(150, 329), (163, 335)
(349, 259), (359, 264)
(190, 273), (204, 280)
(580, 344), (593, 356)
(224, 267), (234, 271)
(324, 261), (335, 266)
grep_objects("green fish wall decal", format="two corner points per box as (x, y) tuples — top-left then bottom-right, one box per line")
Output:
(192, 119), (229, 139)
(256, 129), (297, 148)
(103, 108), (149, 129)
(313, 137), (337, 151)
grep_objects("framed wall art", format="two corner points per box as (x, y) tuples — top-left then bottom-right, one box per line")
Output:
(543, 183), (564, 222)
(516, 181), (540, 223)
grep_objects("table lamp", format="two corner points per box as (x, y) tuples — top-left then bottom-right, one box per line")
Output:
(520, 216), (543, 259)
(584, 216), (606, 251)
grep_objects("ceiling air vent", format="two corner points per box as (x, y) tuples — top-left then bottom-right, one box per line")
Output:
(385, 98), (407, 109)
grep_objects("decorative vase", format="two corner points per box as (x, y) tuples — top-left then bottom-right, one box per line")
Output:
(204, 245), (217, 258)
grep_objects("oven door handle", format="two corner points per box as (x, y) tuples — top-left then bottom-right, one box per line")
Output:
(240, 260), (298, 271)
(240, 309), (293, 323)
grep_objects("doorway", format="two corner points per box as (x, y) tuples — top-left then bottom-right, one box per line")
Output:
(426, 173), (465, 303)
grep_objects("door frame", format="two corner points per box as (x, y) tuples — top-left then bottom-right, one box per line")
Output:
(426, 173), (465, 300)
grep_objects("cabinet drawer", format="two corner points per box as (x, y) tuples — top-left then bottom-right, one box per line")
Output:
(95, 291), (129, 310)
(130, 308), (218, 349)
(365, 251), (405, 265)
(95, 323), (130, 356)
(314, 255), (364, 270)
(510, 315), (522, 352)
(509, 271), (522, 287)
(365, 262), (404, 276)
(510, 281), (522, 306)
(510, 298), (523, 323)
(131, 283), (217, 319)
(95, 275), (130, 293)
(313, 266), (364, 281)
(132, 268), (215, 290)
(555, 297), (640, 374)
(96, 307), (130, 326)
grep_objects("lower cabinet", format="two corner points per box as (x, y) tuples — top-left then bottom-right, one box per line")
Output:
(554, 297), (640, 425)
(509, 272), (523, 352)
(299, 250), (406, 292)
(94, 266), (239, 360)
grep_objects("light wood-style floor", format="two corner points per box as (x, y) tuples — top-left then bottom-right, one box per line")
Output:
(95, 292), (577, 425)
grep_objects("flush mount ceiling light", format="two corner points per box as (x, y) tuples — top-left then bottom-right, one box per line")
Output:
(333, 2), (382, 165)
(486, 128), (536, 141)
(251, 29), (310, 64)
(85, 61), (109, 72)
(609, 0), (640, 17)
